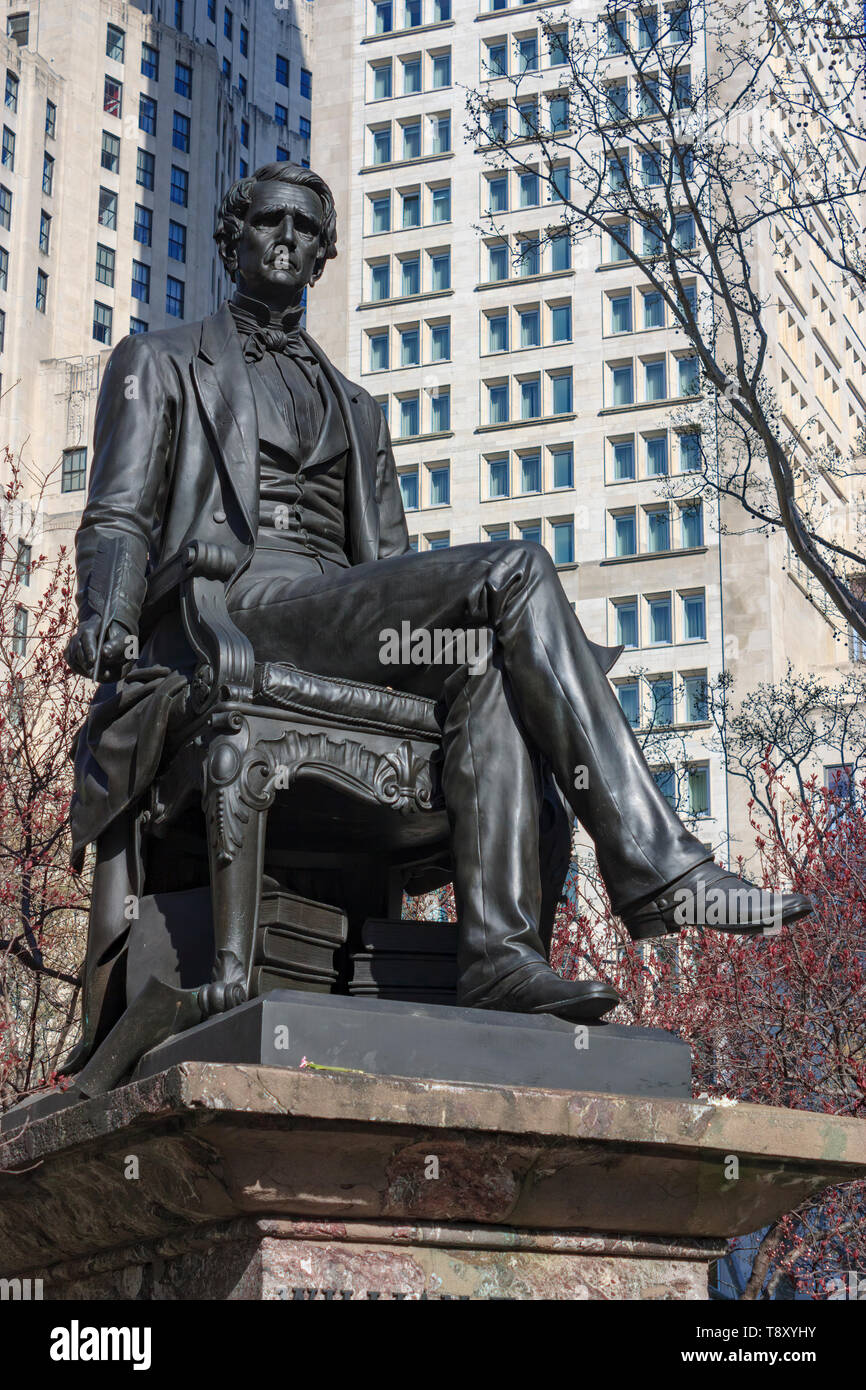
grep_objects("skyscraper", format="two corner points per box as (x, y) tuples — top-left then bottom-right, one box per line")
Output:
(1, 0), (313, 550)
(308, 0), (864, 861)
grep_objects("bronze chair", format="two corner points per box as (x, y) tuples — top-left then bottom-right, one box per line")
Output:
(133, 541), (571, 1003)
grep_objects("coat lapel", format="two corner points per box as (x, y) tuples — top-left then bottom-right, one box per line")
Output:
(300, 329), (380, 564)
(192, 305), (259, 546)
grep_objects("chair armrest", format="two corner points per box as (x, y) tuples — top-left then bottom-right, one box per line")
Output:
(142, 542), (255, 712)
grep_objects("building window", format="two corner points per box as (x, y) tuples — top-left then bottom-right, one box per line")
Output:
(12, 605), (27, 656)
(519, 171), (539, 208)
(170, 165), (189, 205)
(612, 438), (635, 481)
(647, 507), (671, 553)
(141, 42), (159, 80)
(608, 222), (630, 262)
(401, 255), (420, 297)
(42, 152), (54, 196)
(551, 370), (573, 414)
(399, 325), (420, 366)
(614, 600), (638, 648)
(399, 469), (419, 511)
(299, 116), (311, 141)
(610, 293), (632, 334)
(551, 234), (571, 272)
(104, 78), (122, 119)
(14, 541), (31, 586)
(487, 175), (508, 214)
(275, 103), (288, 128)
(519, 522), (542, 546)
(95, 243), (115, 287)
(62, 448), (87, 493)
(517, 36), (539, 74)
(240, 119), (249, 148)
(488, 382), (509, 425)
(369, 331), (389, 371)
(682, 591), (706, 640)
(373, 62), (392, 101)
(166, 275), (185, 319)
(132, 260), (150, 303)
(430, 321), (450, 361)
(375, 3), (394, 36)
(0, 245), (7, 291)
(38, 210), (51, 255)
(679, 431), (701, 472)
(137, 148), (155, 190)
(611, 364), (634, 407)
(402, 189), (420, 227)
(370, 262), (390, 301)
(487, 243), (508, 282)
(224, 7), (234, 40)
(139, 94), (157, 136)
(276, 54), (289, 87)
(430, 250), (450, 291)
(431, 390), (450, 433)
(617, 682), (640, 727)
(405, 0), (422, 27)
(520, 376), (541, 419)
(645, 435), (667, 477)
(552, 446), (573, 489)
(644, 358), (667, 401)
(552, 520), (574, 566)
(0, 184), (11, 230)
(172, 112), (190, 152)
(175, 61), (192, 99)
(174, 0), (185, 30)
(434, 0), (451, 17)
(102, 130), (121, 172)
(432, 53), (451, 89)
(429, 463), (450, 504)
(2, 126), (15, 171)
(370, 194), (390, 233)
(487, 456), (509, 497)
(169, 220), (187, 262)
(684, 674), (708, 722)
(92, 300), (112, 343)
(518, 237), (540, 277)
(239, 24), (248, 57)
(399, 395), (420, 438)
(106, 23), (125, 62)
(614, 512), (637, 557)
(488, 311), (508, 353)
(45, 99), (57, 138)
(680, 502), (703, 548)
(653, 768), (677, 808)
(130, 317), (148, 335)
(402, 120), (421, 160)
(98, 187), (118, 229)
(208, 0), (216, 17)
(551, 303), (572, 342)
(431, 115), (451, 155)
(5, 72), (19, 113)
(678, 355), (700, 396)
(687, 766), (709, 816)
(301, 68), (312, 99)
(648, 596), (672, 645)
(519, 452), (541, 493)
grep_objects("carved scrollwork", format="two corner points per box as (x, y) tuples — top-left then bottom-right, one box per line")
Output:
(203, 725), (437, 866)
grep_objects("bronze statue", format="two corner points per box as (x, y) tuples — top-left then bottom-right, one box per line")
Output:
(64, 163), (812, 1074)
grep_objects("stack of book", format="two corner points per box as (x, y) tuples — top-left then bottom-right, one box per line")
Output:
(348, 919), (459, 1007)
(250, 890), (348, 997)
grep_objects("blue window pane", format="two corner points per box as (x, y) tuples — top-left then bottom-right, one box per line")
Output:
(400, 471), (419, 510)
(520, 454), (541, 493)
(683, 593), (706, 640)
(611, 294), (632, 333)
(617, 683), (640, 727)
(646, 436), (668, 476)
(552, 448), (573, 488)
(649, 598), (672, 644)
(616, 603), (638, 648)
(551, 305), (571, 342)
(552, 373), (573, 414)
(552, 522), (574, 565)
(429, 466), (450, 504)
(614, 514), (636, 556)
(613, 440), (635, 480)
(488, 458), (509, 496)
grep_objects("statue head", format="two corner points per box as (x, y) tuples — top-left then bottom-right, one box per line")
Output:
(214, 162), (338, 310)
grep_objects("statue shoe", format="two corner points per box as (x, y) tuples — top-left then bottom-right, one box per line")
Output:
(462, 961), (619, 1022)
(621, 860), (814, 941)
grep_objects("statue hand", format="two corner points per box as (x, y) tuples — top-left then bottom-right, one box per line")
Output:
(65, 616), (133, 683)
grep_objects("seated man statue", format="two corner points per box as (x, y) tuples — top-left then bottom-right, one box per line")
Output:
(65, 162), (812, 1061)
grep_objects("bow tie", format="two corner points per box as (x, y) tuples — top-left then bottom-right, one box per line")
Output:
(241, 326), (305, 364)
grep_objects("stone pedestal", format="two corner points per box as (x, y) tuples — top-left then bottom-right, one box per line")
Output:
(1, 1062), (864, 1300)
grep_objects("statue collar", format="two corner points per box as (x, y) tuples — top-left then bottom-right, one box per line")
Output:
(229, 293), (305, 336)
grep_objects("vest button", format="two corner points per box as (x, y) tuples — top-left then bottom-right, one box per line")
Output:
(213, 509), (226, 524)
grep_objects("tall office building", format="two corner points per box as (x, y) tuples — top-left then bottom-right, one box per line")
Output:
(309, 0), (865, 861)
(0, 0), (313, 550)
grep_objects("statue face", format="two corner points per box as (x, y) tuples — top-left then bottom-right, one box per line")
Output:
(235, 181), (325, 309)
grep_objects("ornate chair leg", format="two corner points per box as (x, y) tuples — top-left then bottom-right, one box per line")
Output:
(201, 722), (272, 1018)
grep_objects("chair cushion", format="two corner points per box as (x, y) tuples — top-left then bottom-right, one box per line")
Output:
(254, 662), (441, 739)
